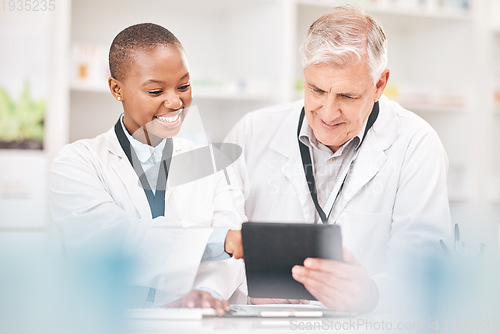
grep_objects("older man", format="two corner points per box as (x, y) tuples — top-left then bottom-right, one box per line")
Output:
(225, 5), (452, 313)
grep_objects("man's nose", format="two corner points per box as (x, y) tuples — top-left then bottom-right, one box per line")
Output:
(321, 95), (341, 121)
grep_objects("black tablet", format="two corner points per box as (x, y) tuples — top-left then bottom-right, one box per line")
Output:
(241, 222), (343, 300)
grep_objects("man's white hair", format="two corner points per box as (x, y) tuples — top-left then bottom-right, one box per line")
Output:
(300, 5), (387, 84)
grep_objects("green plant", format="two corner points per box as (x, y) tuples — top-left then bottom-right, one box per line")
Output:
(0, 81), (45, 143)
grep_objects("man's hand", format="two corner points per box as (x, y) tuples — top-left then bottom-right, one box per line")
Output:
(291, 248), (379, 313)
(225, 229), (243, 259)
(164, 289), (230, 316)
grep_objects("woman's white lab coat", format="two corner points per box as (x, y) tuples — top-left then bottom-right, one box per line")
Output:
(225, 96), (452, 310)
(49, 127), (245, 304)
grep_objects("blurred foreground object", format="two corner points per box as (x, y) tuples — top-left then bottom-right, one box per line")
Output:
(0, 233), (134, 334)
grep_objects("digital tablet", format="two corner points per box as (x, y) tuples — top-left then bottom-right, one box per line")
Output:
(241, 222), (343, 300)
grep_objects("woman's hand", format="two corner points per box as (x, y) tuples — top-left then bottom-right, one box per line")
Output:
(164, 289), (230, 316)
(225, 229), (243, 259)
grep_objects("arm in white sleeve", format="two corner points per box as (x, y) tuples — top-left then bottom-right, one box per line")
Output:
(49, 144), (212, 302)
(190, 168), (246, 299)
(372, 128), (452, 312)
(201, 228), (230, 261)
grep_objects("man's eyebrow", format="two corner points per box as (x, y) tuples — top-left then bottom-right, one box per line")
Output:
(307, 82), (363, 97)
(141, 73), (190, 86)
(306, 82), (326, 92)
(339, 89), (364, 97)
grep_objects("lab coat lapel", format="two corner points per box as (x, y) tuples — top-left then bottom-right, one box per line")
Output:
(269, 108), (315, 222)
(107, 130), (153, 219)
(329, 101), (399, 223)
(329, 139), (387, 223)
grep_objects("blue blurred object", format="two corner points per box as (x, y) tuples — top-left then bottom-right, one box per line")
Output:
(402, 228), (500, 334)
(0, 232), (135, 334)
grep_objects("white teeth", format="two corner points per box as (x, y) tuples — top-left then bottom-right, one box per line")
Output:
(157, 112), (181, 123)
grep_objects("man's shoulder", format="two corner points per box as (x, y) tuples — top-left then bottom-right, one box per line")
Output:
(379, 96), (437, 136)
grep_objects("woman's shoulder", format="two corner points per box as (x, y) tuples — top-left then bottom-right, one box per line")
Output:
(53, 128), (116, 166)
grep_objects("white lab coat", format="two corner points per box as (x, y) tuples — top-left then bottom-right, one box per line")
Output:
(49, 127), (246, 305)
(225, 96), (452, 311)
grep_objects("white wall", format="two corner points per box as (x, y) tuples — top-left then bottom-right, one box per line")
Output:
(0, 8), (52, 229)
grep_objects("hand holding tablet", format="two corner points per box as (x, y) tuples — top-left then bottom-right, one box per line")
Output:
(241, 222), (343, 300)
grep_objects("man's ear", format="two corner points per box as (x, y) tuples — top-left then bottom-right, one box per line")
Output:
(374, 68), (390, 102)
(108, 76), (123, 101)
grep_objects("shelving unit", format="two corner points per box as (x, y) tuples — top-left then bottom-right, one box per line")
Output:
(491, 0), (500, 215)
(47, 0), (499, 241)
(70, 81), (280, 102)
(70, 81), (108, 93)
(401, 105), (467, 114)
(64, 0), (478, 139)
(65, 0), (296, 143)
(489, 0), (500, 209)
(297, 0), (471, 20)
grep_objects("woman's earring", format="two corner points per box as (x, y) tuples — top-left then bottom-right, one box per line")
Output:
(117, 97), (121, 101)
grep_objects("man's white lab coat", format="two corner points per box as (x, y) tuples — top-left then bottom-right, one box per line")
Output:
(225, 96), (452, 310)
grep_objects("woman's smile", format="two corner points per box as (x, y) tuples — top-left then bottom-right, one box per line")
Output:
(154, 109), (183, 128)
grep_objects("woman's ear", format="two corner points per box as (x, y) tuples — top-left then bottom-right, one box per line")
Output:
(108, 77), (123, 101)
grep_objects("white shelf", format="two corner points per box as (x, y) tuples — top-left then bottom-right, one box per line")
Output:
(449, 195), (473, 203)
(401, 104), (467, 114)
(489, 192), (500, 205)
(296, 0), (471, 20)
(489, 193), (500, 205)
(70, 81), (108, 93)
(366, 6), (470, 21)
(490, 0), (500, 34)
(70, 82), (280, 102)
(194, 90), (281, 102)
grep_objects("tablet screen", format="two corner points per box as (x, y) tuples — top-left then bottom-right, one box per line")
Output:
(241, 222), (343, 300)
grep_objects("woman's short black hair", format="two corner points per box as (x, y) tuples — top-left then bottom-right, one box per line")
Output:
(109, 23), (182, 81)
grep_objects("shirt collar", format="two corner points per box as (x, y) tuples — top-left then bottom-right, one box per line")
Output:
(298, 110), (368, 154)
(120, 114), (166, 164)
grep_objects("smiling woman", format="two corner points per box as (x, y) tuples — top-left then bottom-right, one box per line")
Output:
(107, 24), (193, 145)
(49, 23), (245, 315)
